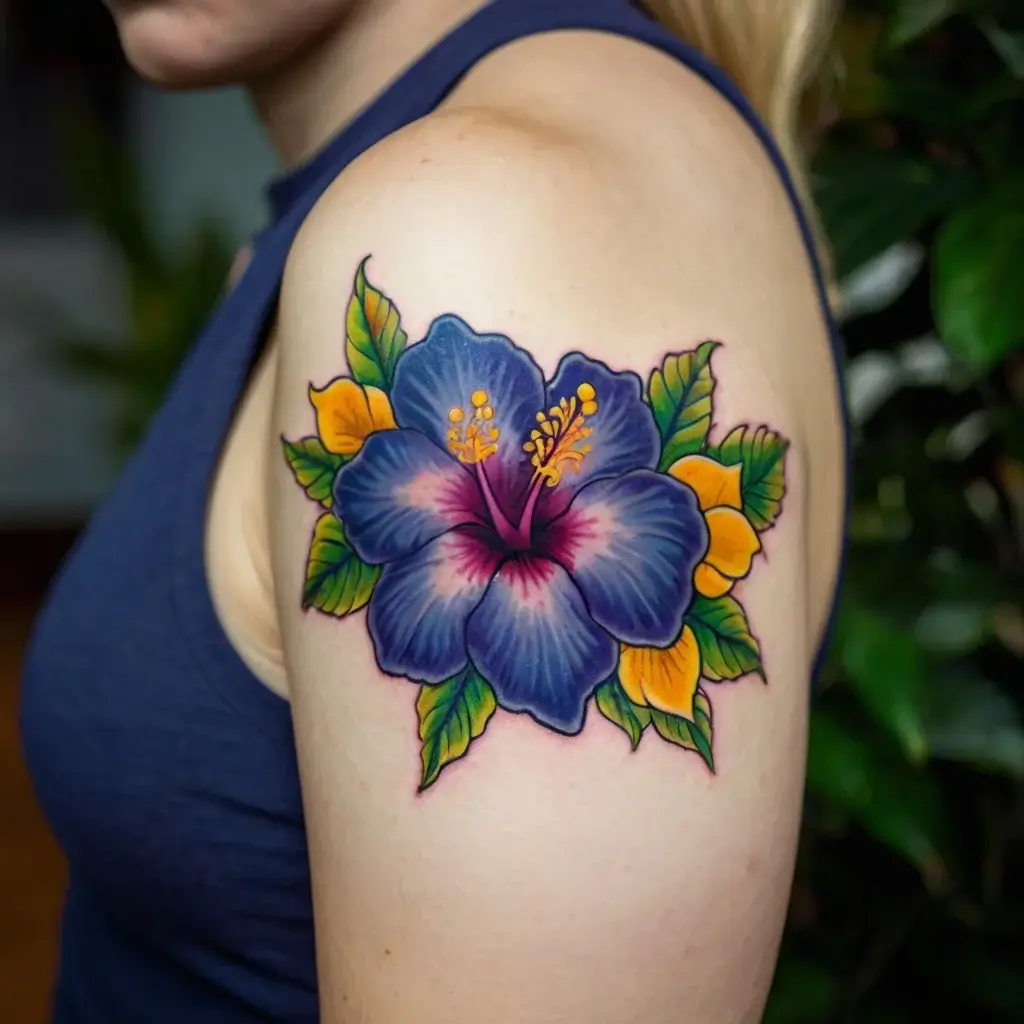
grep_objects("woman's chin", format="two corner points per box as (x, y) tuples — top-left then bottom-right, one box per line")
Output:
(115, 13), (218, 86)
(124, 51), (243, 91)
(114, 7), (298, 89)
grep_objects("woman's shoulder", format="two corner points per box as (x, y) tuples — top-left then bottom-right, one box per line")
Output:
(296, 26), (804, 250)
(281, 38), (830, 416)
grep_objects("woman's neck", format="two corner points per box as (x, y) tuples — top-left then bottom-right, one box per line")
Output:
(249, 0), (492, 168)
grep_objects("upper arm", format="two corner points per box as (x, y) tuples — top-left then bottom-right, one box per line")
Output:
(270, 108), (832, 1024)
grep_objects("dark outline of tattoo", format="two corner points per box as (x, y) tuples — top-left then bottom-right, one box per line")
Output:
(282, 257), (787, 790)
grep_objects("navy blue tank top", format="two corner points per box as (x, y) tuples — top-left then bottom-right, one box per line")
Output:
(20, 2), (847, 1020)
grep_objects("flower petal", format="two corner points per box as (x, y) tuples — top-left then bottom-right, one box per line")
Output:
(365, 385), (397, 433)
(619, 626), (701, 719)
(541, 469), (708, 646)
(368, 527), (502, 682)
(694, 563), (734, 598)
(390, 315), (545, 507)
(668, 454), (742, 512)
(616, 657), (647, 706)
(466, 556), (617, 734)
(333, 430), (486, 564)
(704, 506), (761, 579)
(309, 377), (396, 455)
(536, 354), (661, 521)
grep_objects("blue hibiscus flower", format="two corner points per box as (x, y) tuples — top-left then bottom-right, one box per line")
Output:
(333, 315), (709, 734)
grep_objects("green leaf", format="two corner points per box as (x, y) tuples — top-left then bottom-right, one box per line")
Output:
(913, 601), (990, 656)
(806, 709), (950, 886)
(282, 436), (347, 508)
(594, 676), (651, 749)
(417, 666), (497, 790)
(814, 148), (975, 280)
(63, 113), (166, 281)
(685, 594), (763, 681)
(302, 513), (380, 616)
(979, 19), (1024, 79)
(945, 949), (1024, 1019)
(345, 256), (407, 391)
(923, 673), (1024, 780)
(764, 955), (843, 1024)
(706, 425), (788, 531)
(831, 12), (888, 119)
(934, 178), (1024, 370)
(884, 0), (956, 50)
(648, 341), (719, 470)
(649, 690), (715, 771)
(838, 602), (929, 763)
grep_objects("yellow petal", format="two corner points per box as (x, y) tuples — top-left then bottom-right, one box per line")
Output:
(617, 646), (648, 706)
(365, 384), (397, 433)
(668, 454), (742, 511)
(704, 506), (761, 579)
(694, 562), (734, 598)
(619, 626), (701, 719)
(309, 377), (396, 455)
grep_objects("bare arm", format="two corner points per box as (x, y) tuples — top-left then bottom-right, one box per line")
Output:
(270, 99), (835, 1023)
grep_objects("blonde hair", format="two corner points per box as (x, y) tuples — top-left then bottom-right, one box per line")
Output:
(642, 0), (839, 286)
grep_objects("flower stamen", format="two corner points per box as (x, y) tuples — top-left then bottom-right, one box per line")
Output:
(523, 383), (598, 488)
(447, 388), (501, 465)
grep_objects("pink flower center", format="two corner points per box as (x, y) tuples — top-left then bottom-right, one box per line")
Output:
(445, 383), (600, 549)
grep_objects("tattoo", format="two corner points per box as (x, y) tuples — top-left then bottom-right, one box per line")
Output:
(282, 258), (788, 790)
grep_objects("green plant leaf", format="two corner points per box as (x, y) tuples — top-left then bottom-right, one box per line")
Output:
(594, 676), (651, 749)
(884, 0), (957, 50)
(838, 602), (929, 763)
(814, 148), (975, 280)
(345, 256), (407, 391)
(282, 436), (347, 508)
(57, 116), (234, 453)
(923, 673), (1024, 780)
(806, 709), (950, 887)
(417, 666), (497, 790)
(980, 19), (1024, 79)
(649, 690), (714, 771)
(63, 112), (166, 281)
(302, 513), (380, 615)
(945, 949), (1024, 1019)
(764, 954), (843, 1024)
(934, 178), (1024, 369)
(685, 594), (763, 682)
(706, 425), (788, 531)
(831, 12), (888, 118)
(914, 601), (990, 656)
(54, 336), (141, 383)
(648, 341), (719, 470)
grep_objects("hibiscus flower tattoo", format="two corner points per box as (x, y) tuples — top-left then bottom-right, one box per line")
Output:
(283, 258), (788, 790)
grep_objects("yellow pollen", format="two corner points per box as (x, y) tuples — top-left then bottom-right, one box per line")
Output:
(447, 390), (500, 465)
(523, 381), (599, 487)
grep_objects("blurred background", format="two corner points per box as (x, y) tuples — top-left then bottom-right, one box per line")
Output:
(1, 0), (1022, 1020)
